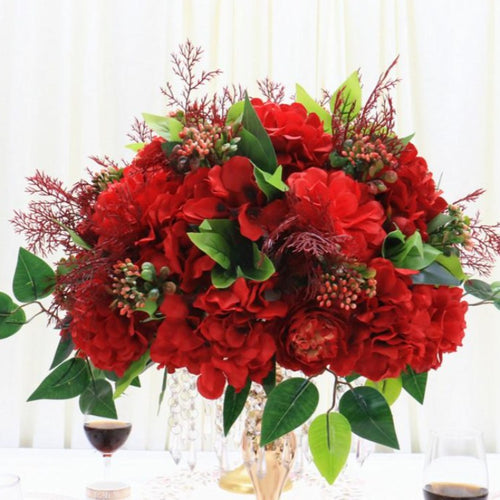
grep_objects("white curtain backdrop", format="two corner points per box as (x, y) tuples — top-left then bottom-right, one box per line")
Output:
(0, 0), (498, 455)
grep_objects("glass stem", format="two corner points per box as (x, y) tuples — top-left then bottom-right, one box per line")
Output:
(103, 453), (112, 481)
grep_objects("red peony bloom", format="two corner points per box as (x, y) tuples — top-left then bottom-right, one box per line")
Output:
(276, 305), (359, 377)
(195, 315), (277, 398)
(286, 168), (387, 260)
(252, 99), (333, 174)
(70, 279), (152, 376)
(408, 285), (468, 373)
(384, 143), (447, 238)
(193, 277), (288, 322)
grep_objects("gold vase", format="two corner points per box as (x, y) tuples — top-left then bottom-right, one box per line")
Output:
(241, 385), (297, 500)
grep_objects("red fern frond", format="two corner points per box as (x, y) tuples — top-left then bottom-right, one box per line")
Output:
(257, 78), (286, 103)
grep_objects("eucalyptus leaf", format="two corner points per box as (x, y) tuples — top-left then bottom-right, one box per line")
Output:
(114, 352), (149, 398)
(223, 379), (251, 436)
(295, 84), (332, 133)
(427, 213), (455, 234)
(28, 358), (90, 401)
(412, 262), (461, 286)
(0, 292), (26, 339)
(13, 248), (56, 302)
(339, 386), (399, 449)
(79, 379), (117, 419)
(261, 378), (319, 446)
(401, 367), (427, 404)
(464, 279), (494, 300)
(308, 412), (351, 484)
(365, 377), (402, 406)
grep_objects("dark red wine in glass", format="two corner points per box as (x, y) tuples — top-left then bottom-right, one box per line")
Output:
(423, 482), (488, 499)
(83, 416), (132, 497)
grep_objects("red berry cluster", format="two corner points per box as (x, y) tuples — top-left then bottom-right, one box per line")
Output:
(316, 264), (377, 310)
(110, 259), (147, 317)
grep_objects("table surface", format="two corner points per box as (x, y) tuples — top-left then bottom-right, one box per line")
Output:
(0, 448), (499, 500)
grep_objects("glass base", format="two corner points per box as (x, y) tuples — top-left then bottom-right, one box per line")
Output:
(86, 480), (131, 499)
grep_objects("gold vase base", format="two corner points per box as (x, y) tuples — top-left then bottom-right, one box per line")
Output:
(218, 464), (293, 494)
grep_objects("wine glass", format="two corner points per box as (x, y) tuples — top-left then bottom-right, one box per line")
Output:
(423, 427), (488, 500)
(0, 474), (22, 499)
(83, 414), (132, 498)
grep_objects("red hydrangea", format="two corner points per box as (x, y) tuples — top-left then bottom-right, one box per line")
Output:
(252, 99), (333, 174)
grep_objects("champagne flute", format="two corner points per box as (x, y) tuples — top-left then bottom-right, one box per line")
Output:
(83, 414), (132, 498)
(423, 428), (488, 500)
(0, 474), (22, 500)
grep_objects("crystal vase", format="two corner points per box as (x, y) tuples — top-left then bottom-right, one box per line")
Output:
(242, 385), (297, 500)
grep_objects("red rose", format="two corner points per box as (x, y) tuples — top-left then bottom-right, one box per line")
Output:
(276, 305), (358, 377)
(384, 143), (447, 238)
(252, 99), (333, 174)
(287, 168), (386, 260)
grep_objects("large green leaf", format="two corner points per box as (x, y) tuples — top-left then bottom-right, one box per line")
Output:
(339, 386), (399, 449)
(142, 113), (183, 141)
(401, 367), (427, 404)
(261, 378), (319, 446)
(50, 332), (75, 369)
(237, 243), (275, 282)
(435, 254), (467, 281)
(308, 412), (351, 484)
(187, 232), (232, 269)
(237, 129), (276, 174)
(114, 351), (149, 398)
(13, 248), (55, 302)
(295, 84), (332, 133)
(79, 378), (117, 419)
(28, 358), (90, 401)
(0, 292), (26, 339)
(262, 363), (276, 396)
(223, 379), (251, 436)
(365, 377), (402, 406)
(211, 266), (237, 289)
(240, 94), (277, 173)
(330, 71), (362, 121)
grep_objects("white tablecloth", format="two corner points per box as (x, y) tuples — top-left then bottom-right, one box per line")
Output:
(0, 448), (499, 500)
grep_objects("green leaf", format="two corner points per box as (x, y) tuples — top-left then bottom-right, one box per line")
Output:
(365, 377), (402, 406)
(261, 378), (319, 446)
(383, 230), (440, 270)
(211, 266), (237, 289)
(226, 101), (244, 125)
(223, 379), (251, 436)
(427, 213), (455, 234)
(238, 129), (276, 174)
(412, 262), (461, 286)
(114, 352), (150, 398)
(339, 386), (399, 449)
(157, 368), (168, 415)
(262, 363), (276, 396)
(28, 358), (90, 401)
(344, 373), (361, 383)
(52, 220), (92, 250)
(295, 84), (332, 133)
(13, 248), (56, 302)
(142, 113), (184, 141)
(135, 297), (159, 318)
(464, 279), (494, 300)
(435, 254), (467, 281)
(237, 244), (275, 282)
(253, 164), (288, 200)
(331, 71), (362, 122)
(401, 367), (427, 404)
(241, 94), (277, 173)
(0, 292), (26, 339)
(399, 133), (415, 147)
(50, 332), (75, 369)
(187, 232), (232, 269)
(308, 412), (352, 484)
(125, 142), (145, 152)
(79, 379), (117, 419)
